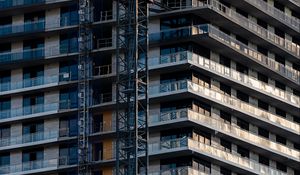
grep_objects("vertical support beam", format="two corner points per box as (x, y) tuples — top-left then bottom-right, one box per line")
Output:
(116, 0), (149, 174)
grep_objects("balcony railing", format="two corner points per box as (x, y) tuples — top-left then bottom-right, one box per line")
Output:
(93, 93), (113, 105)
(0, 100), (72, 120)
(151, 108), (300, 160)
(150, 24), (300, 84)
(149, 51), (300, 107)
(0, 156), (73, 174)
(194, 0), (300, 57)
(0, 130), (58, 148)
(96, 38), (113, 49)
(243, 0), (300, 31)
(0, 73), (76, 93)
(0, 0), (45, 9)
(147, 166), (210, 175)
(149, 80), (300, 134)
(92, 121), (116, 134)
(99, 10), (114, 22)
(93, 64), (112, 76)
(149, 138), (287, 175)
(0, 44), (78, 64)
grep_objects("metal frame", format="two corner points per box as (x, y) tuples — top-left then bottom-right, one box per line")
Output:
(116, 0), (149, 174)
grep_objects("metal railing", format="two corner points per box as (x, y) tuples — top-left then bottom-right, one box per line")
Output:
(146, 166), (210, 175)
(92, 121), (116, 134)
(93, 64), (112, 76)
(149, 51), (300, 106)
(149, 24), (300, 84)
(150, 108), (300, 160)
(93, 92), (113, 105)
(0, 130), (58, 148)
(96, 38), (113, 49)
(149, 137), (287, 175)
(149, 80), (300, 134)
(0, 0), (73, 9)
(99, 10), (114, 22)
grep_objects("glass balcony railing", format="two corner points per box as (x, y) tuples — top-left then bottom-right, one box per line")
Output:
(149, 137), (287, 175)
(189, 0), (300, 57)
(151, 108), (300, 160)
(0, 44), (78, 64)
(149, 51), (300, 107)
(0, 130), (59, 148)
(0, 0), (45, 9)
(149, 80), (300, 134)
(0, 156), (73, 174)
(0, 17), (79, 37)
(242, 0), (300, 31)
(146, 166), (210, 175)
(0, 100), (72, 120)
(150, 24), (300, 84)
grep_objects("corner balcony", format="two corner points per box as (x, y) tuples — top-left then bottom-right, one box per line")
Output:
(0, 156), (76, 175)
(149, 138), (287, 175)
(149, 80), (300, 142)
(0, 74), (76, 96)
(149, 51), (300, 115)
(151, 0), (300, 60)
(223, 0), (300, 35)
(0, 100), (75, 124)
(149, 24), (300, 89)
(150, 108), (300, 168)
(0, 130), (60, 151)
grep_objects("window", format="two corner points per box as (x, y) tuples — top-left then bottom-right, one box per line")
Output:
(220, 83), (231, 96)
(59, 116), (77, 137)
(275, 108), (286, 118)
(0, 126), (10, 146)
(220, 56), (231, 68)
(236, 8), (248, 18)
(0, 98), (10, 119)
(237, 118), (249, 131)
(259, 155), (269, 166)
(257, 18), (268, 29)
(23, 93), (44, 115)
(220, 139), (231, 152)
(23, 38), (44, 59)
(275, 54), (285, 65)
(294, 142), (300, 151)
(61, 5), (78, 26)
(236, 62), (248, 74)
(220, 110), (231, 124)
(59, 144), (78, 165)
(0, 16), (12, 35)
(236, 35), (248, 45)
(0, 153), (10, 174)
(220, 166), (231, 175)
(237, 145), (249, 158)
(24, 11), (45, 32)
(60, 88), (78, 109)
(92, 142), (103, 161)
(276, 162), (287, 172)
(258, 100), (268, 110)
(60, 32), (78, 54)
(258, 127), (269, 138)
(257, 46), (268, 56)
(59, 60), (78, 81)
(237, 90), (249, 103)
(276, 135), (286, 145)
(23, 66), (44, 87)
(0, 71), (10, 91)
(22, 149), (44, 171)
(275, 81), (285, 91)
(22, 121), (44, 142)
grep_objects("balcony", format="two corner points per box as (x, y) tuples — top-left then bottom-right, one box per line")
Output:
(0, 100), (73, 122)
(96, 38), (113, 50)
(149, 138), (287, 175)
(147, 166), (210, 175)
(0, 74), (76, 95)
(0, 44), (78, 66)
(0, 0), (45, 9)
(149, 24), (300, 87)
(0, 130), (59, 150)
(0, 156), (74, 175)
(240, 0), (300, 32)
(93, 64), (113, 77)
(0, 17), (78, 38)
(150, 108), (300, 164)
(149, 80), (300, 139)
(149, 51), (300, 109)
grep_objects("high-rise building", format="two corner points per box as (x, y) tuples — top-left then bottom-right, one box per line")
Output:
(0, 0), (299, 175)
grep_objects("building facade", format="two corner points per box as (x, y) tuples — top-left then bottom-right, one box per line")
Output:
(0, 0), (299, 175)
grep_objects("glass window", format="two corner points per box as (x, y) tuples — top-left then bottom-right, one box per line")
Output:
(0, 98), (11, 119)
(0, 71), (10, 91)
(60, 88), (78, 109)
(60, 32), (78, 54)
(0, 153), (10, 174)
(23, 93), (44, 115)
(23, 66), (44, 87)
(59, 60), (78, 81)
(59, 116), (78, 137)
(23, 121), (44, 142)
(61, 5), (78, 26)
(59, 144), (78, 165)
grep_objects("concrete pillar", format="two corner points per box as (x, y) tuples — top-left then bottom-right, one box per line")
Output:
(45, 8), (60, 29)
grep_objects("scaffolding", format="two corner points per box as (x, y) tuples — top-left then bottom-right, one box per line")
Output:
(78, 0), (93, 174)
(115, 0), (149, 174)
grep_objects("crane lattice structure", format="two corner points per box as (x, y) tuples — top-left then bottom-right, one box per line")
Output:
(78, 0), (93, 174)
(116, 0), (149, 174)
